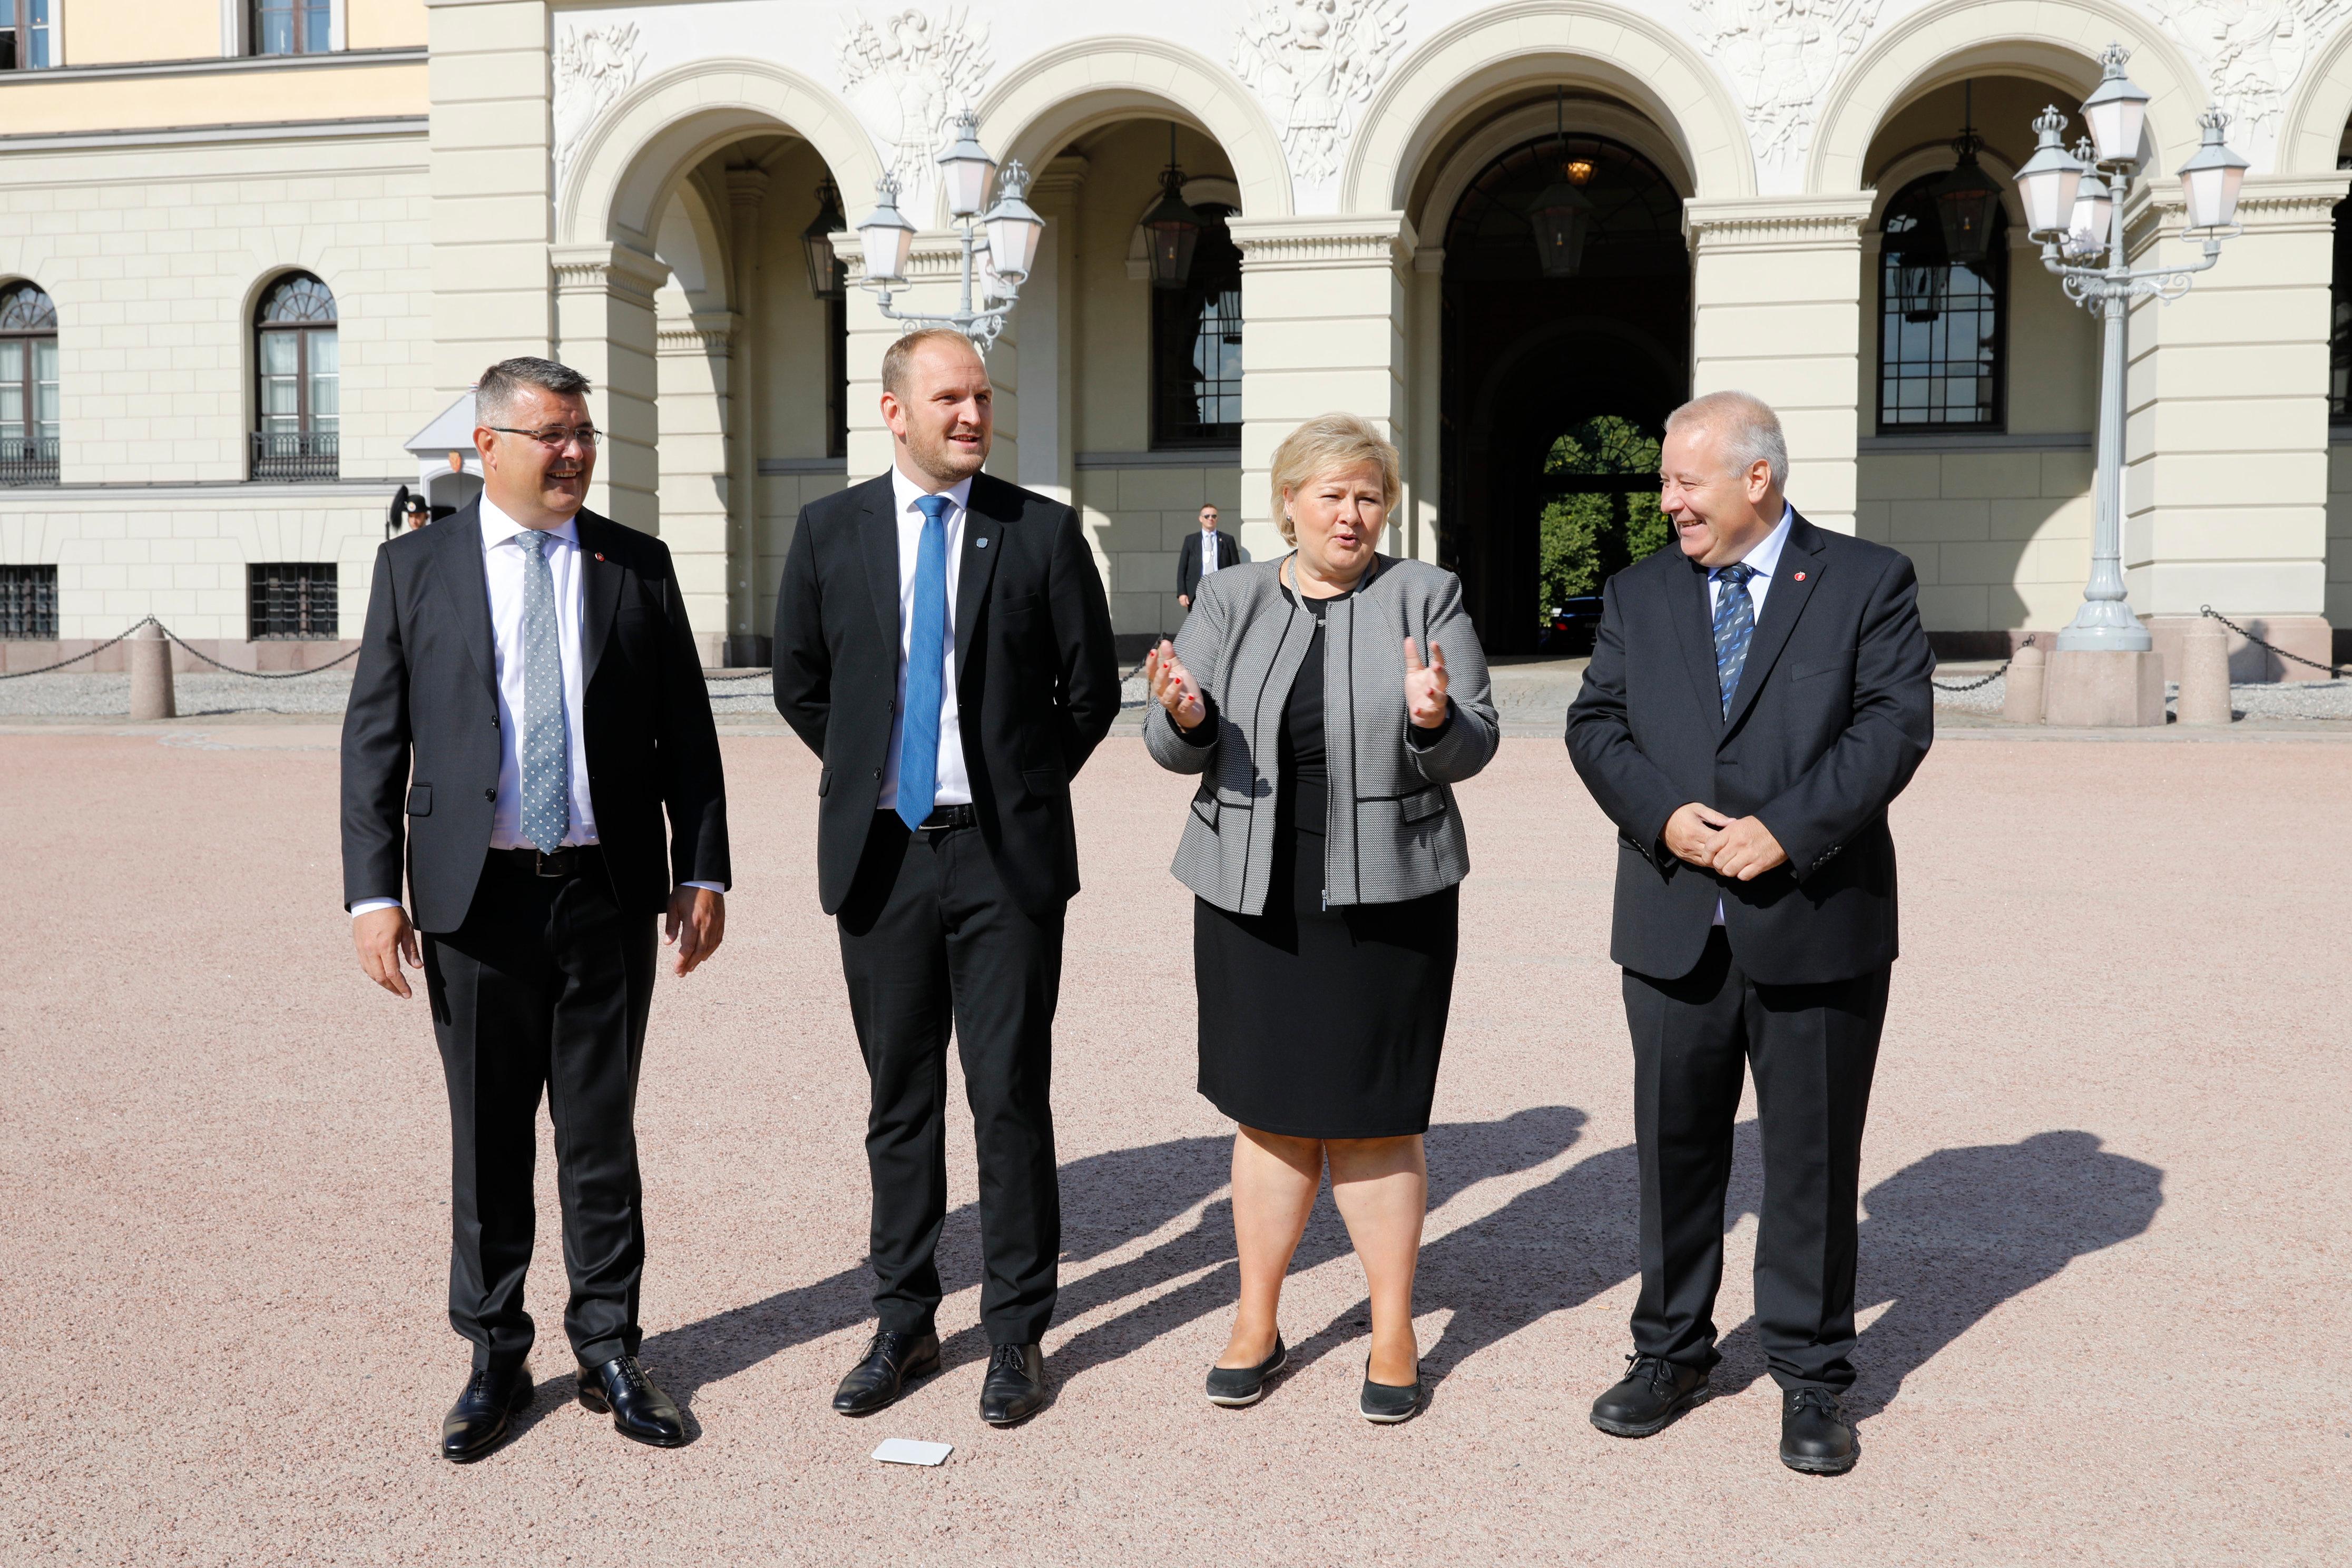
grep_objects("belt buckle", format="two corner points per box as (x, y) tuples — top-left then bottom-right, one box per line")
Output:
(533, 848), (571, 878)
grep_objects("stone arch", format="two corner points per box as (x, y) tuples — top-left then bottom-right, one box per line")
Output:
(1808, 0), (2207, 195)
(977, 36), (1293, 218)
(559, 58), (885, 253)
(1342, 1), (1758, 215)
(2278, 21), (2352, 175)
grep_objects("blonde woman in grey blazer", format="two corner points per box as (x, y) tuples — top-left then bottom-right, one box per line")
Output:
(1143, 413), (1499, 1423)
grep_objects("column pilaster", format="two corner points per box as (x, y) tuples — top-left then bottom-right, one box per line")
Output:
(551, 240), (668, 532)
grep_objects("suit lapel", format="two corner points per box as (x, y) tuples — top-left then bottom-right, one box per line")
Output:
(1668, 553), (1724, 733)
(1720, 511), (1828, 736)
(430, 504), (496, 700)
(953, 473), (1007, 688)
(858, 477), (901, 656)
(576, 512), (625, 681)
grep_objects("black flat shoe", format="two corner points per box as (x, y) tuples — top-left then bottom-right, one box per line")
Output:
(978, 1342), (1048, 1426)
(1204, 1334), (1287, 1408)
(832, 1329), (942, 1416)
(440, 1365), (531, 1463)
(1358, 1357), (1421, 1425)
(577, 1355), (687, 1448)
(1779, 1387), (1859, 1475)
(1590, 1353), (1712, 1438)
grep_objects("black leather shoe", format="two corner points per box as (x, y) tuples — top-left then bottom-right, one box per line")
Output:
(1204, 1333), (1287, 1408)
(577, 1356), (687, 1448)
(1589, 1353), (1712, 1438)
(1779, 1387), (1859, 1475)
(832, 1329), (942, 1416)
(977, 1342), (1048, 1426)
(440, 1365), (531, 1463)
(1358, 1357), (1421, 1425)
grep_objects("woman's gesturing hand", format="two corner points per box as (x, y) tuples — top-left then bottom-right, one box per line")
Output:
(1147, 638), (1208, 730)
(1403, 638), (1449, 729)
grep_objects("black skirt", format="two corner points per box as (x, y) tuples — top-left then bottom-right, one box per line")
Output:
(1194, 819), (1459, 1139)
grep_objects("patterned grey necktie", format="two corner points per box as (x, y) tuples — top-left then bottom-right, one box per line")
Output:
(1712, 562), (1757, 717)
(517, 530), (570, 851)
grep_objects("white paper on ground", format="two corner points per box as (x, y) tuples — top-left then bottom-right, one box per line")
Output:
(871, 1438), (953, 1466)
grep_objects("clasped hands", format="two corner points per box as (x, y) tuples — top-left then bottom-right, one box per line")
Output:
(1146, 636), (1451, 731)
(1663, 801), (1787, 882)
(353, 885), (726, 998)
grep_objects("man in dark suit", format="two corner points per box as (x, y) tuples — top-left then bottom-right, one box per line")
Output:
(772, 328), (1119, 1426)
(342, 357), (729, 1462)
(1174, 502), (1239, 613)
(1565, 390), (1933, 1475)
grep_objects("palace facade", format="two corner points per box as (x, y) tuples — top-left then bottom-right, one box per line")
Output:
(4, 0), (2350, 675)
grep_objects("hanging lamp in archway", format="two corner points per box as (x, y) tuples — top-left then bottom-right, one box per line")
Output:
(1142, 123), (1204, 289)
(1933, 81), (2004, 270)
(1527, 89), (1597, 278)
(802, 177), (847, 300)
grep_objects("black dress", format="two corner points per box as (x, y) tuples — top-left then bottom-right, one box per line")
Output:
(1191, 583), (1461, 1139)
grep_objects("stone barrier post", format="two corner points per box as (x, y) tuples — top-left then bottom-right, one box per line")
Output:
(128, 621), (176, 721)
(2002, 641), (2046, 724)
(2176, 621), (2232, 726)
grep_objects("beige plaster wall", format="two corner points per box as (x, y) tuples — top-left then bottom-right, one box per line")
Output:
(1076, 463), (1246, 635)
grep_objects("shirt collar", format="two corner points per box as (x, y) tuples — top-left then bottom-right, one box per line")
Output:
(1712, 502), (1795, 581)
(890, 464), (974, 519)
(479, 492), (580, 552)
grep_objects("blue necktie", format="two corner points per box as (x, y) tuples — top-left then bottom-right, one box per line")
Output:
(896, 494), (952, 832)
(517, 530), (570, 850)
(1711, 562), (1757, 717)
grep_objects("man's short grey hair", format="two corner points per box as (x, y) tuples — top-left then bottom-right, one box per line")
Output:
(476, 357), (592, 427)
(1665, 390), (1788, 490)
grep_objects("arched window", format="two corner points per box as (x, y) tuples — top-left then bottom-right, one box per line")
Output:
(1151, 204), (1243, 450)
(253, 273), (338, 479)
(0, 280), (58, 485)
(1878, 174), (2008, 430)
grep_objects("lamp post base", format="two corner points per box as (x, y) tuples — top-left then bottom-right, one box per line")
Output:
(2042, 649), (2166, 727)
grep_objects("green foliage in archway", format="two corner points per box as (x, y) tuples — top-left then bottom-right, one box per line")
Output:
(1537, 416), (1672, 616)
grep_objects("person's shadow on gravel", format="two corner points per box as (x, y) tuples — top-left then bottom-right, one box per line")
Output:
(1709, 1129), (2163, 1420)
(630, 1105), (1588, 1412)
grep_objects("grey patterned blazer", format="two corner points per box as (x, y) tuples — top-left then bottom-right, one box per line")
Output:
(1144, 554), (1500, 915)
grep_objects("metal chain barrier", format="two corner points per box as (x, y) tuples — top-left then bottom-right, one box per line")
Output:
(1930, 634), (2036, 693)
(152, 621), (364, 679)
(0, 616), (156, 680)
(3, 619), (780, 684)
(2199, 604), (2345, 681)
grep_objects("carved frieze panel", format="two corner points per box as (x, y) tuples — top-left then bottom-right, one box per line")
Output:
(555, 19), (648, 179)
(1232, 0), (1409, 188)
(1692, 0), (1880, 179)
(838, 7), (995, 200)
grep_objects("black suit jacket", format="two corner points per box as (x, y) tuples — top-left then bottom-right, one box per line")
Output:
(772, 469), (1120, 918)
(1564, 511), (1934, 985)
(1176, 528), (1240, 602)
(340, 501), (730, 933)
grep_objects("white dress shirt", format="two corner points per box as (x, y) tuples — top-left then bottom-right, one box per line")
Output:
(878, 464), (974, 812)
(1198, 524), (1222, 577)
(351, 493), (721, 916)
(1703, 501), (1795, 926)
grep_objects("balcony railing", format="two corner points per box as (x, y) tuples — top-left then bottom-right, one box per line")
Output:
(251, 429), (339, 481)
(0, 436), (59, 486)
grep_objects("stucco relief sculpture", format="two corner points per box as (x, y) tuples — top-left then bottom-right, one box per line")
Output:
(838, 8), (994, 201)
(553, 21), (647, 177)
(2159, 0), (2349, 144)
(1232, 0), (1409, 186)
(1693, 0), (1879, 174)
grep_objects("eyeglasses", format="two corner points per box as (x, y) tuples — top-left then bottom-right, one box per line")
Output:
(489, 426), (602, 449)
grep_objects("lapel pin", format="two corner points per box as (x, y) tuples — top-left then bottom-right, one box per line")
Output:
(594, 552), (605, 562)
(1792, 571), (1806, 582)
(976, 538), (991, 549)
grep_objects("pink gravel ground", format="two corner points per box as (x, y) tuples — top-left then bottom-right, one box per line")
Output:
(1, 727), (2345, 1566)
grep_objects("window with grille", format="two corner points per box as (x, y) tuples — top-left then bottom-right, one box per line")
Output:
(1151, 204), (1243, 449)
(249, 563), (338, 640)
(252, 0), (330, 56)
(0, 564), (56, 639)
(0, 280), (58, 484)
(2, 0), (54, 70)
(253, 273), (338, 479)
(1878, 174), (2007, 431)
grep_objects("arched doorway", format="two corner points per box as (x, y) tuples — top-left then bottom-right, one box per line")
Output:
(1440, 130), (1687, 653)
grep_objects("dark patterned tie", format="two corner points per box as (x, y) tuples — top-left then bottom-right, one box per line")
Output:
(1711, 562), (1757, 717)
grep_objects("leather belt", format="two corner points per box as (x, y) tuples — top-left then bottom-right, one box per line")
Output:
(497, 844), (600, 879)
(890, 803), (976, 836)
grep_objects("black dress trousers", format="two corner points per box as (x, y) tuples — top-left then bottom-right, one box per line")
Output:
(420, 849), (658, 1374)
(836, 815), (1064, 1347)
(1623, 927), (1887, 1391)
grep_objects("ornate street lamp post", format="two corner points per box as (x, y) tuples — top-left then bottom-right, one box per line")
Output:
(853, 109), (1045, 355)
(2014, 45), (2249, 653)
